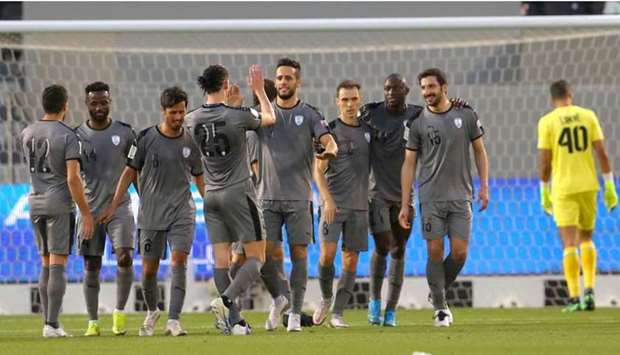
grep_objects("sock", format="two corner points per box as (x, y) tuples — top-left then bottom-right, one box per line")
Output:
(277, 259), (292, 304)
(141, 274), (158, 312)
(168, 265), (186, 320)
(563, 247), (580, 298)
(83, 269), (100, 321)
(38, 266), (49, 322)
(580, 241), (597, 290)
(318, 263), (335, 299)
(260, 258), (282, 299)
(332, 270), (356, 316)
(116, 267), (133, 311)
(370, 251), (387, 301)
(290, 258), (308, 314)
(214, 268), (241, 325)
(443, 254), (465, 290)
(426, 260), (447, 310)
(47, 264), (67, 326)
(229, 263), (242, 280)
(223, 257), (262, 300)
(385, 257), (405, 311)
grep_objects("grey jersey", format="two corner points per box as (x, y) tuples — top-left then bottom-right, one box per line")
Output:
(256, 100), (330, 201)
(186, 103), (261, 191)
(127, 126), (204, 230)
(323, 119), (372, 210)
(75, 120), (136, 215)
(406, 106), (484, 203)
(361, 102), (422, 202)
(246, 131), (260, 165)
(21, 120), (82, 215)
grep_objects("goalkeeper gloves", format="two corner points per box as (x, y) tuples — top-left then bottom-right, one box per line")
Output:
(603, 173), (618, 212)
(540, 181), (552, 215)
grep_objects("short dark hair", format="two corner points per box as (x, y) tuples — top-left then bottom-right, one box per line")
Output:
(197, 65), (228, 94)
(42, 85), (68, 114)
(417, 68), (448, 86)
(160, 86), (188, 109)
(550, 80), (571, 100)
(336, 80), (361, 97)
(85, 81), (110, 96)
(276, 57), (301, 78)
(252, 78), (277, 106)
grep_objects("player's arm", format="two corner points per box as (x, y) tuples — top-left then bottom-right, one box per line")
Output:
(538, 149), (553, 215)
(399, 149), (417, 229)
(99, 166), (136, 224)
(472, 137), (489, 212)
(248, 64), (276, 127)
(317, 133), (338, 160)
(66, 159), (94, 240)
(593, 139), (618, 211)
(313, 157), (337, 224)
(250, 162), (259, 179)
(193, 173), (206, 199)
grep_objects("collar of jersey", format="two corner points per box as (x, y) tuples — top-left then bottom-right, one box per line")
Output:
(202, 103), (225, 109)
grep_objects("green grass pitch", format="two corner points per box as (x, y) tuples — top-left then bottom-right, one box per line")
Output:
(1, 308), (619, 355)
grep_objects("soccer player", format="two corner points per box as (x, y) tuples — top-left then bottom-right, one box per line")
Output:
(257, 57), (337, 332)
(361, 74), (421, 327)
(75, 82), (136, 336)
(186, 64), (276, 335)
(21, 85), (95, 337)
(399, 68), (489, 327)
(312, 80), (371, 328)
(537, 80), (617, 312)
(100, 87), (205, 336)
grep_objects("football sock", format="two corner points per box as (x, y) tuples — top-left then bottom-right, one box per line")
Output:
(214, 267), (241, 324)
(168, 265), (186, 320)
(426, 260), (447, 310)
(229, 262), (241, 280)
(260, 257), (282, 299)
(563, 247), (580, 298)
(443, 253), (465, 290)
(290, 258), (308, 314)
(332, 270), (356, 316)
(47, 264), (66, 326)
(386, 257), (405, 311)
(115, 266), (133, 311)
(580, 241), (597, 290)
(141, 273), (158, 312)
(370, 251), (387, 301)
(277, 259), (292, 304)
(318, 263), (335, 299)
(38, 265), (49, 322)
(83, 269), (100, 320)
(223, 257), (262, 301)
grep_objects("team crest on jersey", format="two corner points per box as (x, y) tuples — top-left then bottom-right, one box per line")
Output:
(294, 115), (304, 126)
(364, 132), (371, 143)
(182, 147), (191, 158)
(454, 118), (463, 128)
(111, 135), (120, 146)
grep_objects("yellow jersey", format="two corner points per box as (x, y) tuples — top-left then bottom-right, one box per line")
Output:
(537, 105), (604, 197)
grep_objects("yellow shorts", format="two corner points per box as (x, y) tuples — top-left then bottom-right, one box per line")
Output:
(552, 191), (597, 231)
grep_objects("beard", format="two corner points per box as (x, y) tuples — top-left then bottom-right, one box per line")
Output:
(425, 95), (441, 107)
(277, 87), (296, 100)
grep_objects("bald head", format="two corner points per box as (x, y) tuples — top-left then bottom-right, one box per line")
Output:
(383, 73), (409, 113)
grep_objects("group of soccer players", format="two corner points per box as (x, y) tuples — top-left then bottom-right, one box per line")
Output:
(21, 55), (615, 338)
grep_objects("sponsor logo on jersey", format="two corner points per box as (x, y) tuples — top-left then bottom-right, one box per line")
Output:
(127, 144), (137, 159)
(454, 118), (463, 128)
(294, 115), (304, 126)
(182, 147), (191, 158)
(364, 132), (371, 143)
(111, 135), (120, 146)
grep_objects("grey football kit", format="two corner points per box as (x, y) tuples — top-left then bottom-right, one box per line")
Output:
(75, 120), (136, 256)
(127, 125), (203, 259)
(318, 119), (371, 252)
(21, 119), (81, 328)
(361, 102), (421, 234)
(405, 105), (483, 240)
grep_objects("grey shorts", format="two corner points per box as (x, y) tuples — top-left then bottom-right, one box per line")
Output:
(31, 213), (76, 256)
(319, 207), (368, 252)
(138, 221), (195, 260)
(369, 198), (414, 235)
(260, 200), (314, 245)
(420, 200), (472, 240)
(78, 203), (135, 256)
(204, 182), (265, 245)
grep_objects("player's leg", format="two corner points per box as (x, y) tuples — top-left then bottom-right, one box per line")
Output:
(313, 206), (342, 325)
(384, 203), (413, 327)
(164, 221), (194, 336)
(368, 198), (393, 325)
(79, 221), (105, 336)
(553, 195), (581, 312)
(229, 243), (247, 313)
(578, 191), (598, 311)
(261, 203), (289, 306)
(138, 230), (165, 336)
(31, 216), (50, 326)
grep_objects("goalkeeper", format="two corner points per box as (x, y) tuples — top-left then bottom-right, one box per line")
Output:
(538, 80), (618, 312)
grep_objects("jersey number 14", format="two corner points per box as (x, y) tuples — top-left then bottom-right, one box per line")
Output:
(558, 126), (588, 154)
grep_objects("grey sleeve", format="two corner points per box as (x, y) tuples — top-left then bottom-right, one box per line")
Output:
(467, 110), (484, 141)
(125, 127), (138, 156)
(310, 111), (330, 139)
(240, 107), (262, 131)
(189, 140), (204, 176)
(246, 131), (260, 164)
(65, 131), (82, 161)
(405, 121), (421, 151)
(126, 133), (146, 170)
